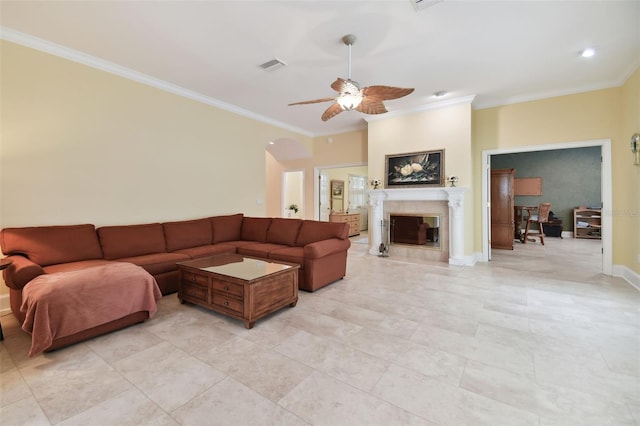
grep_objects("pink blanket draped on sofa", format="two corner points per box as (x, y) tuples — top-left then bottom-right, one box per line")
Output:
(21, 262), (162, 357)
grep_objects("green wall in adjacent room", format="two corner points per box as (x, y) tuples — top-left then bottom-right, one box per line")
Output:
(491, 147), (602, 232)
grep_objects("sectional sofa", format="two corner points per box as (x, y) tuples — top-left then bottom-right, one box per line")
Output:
(0, 214), (351, 327)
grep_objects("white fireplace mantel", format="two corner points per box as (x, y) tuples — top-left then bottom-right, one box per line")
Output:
(367, 187), (467, 265)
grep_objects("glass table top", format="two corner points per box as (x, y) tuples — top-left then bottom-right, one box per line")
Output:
(177, 254), (294, 281)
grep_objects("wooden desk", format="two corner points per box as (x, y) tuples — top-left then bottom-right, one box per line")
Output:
(514, 206), (537, 243)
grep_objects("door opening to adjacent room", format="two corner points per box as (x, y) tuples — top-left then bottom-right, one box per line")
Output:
(282, 170), (304, 218)
(482, 139), (611, 275)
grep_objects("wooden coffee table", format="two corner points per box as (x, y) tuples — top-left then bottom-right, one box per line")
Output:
(177, 254), (298, 329)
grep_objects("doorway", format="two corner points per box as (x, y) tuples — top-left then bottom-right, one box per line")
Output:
(282, 170), (304, 218)
(348, 174), (369, 230)
(314, 163), (368, 229)
(481, 139), (612, 275)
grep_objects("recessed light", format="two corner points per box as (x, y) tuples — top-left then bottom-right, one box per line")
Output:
(433, 91), (447, 98)
(579, 48), (596, 58)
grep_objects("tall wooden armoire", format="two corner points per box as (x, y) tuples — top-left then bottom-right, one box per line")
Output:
(491, 168), (515, 250)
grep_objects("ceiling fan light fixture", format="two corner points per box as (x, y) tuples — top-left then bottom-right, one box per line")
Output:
(337, 91), (364, 111)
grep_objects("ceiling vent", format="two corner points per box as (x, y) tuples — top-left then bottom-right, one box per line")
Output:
(259, 58), (287, 71)
(411, 0), (443, 12)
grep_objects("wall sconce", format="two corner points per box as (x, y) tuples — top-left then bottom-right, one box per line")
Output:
(632, 133), (640, 166)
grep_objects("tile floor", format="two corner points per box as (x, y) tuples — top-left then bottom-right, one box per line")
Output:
(1, 235), (638, 425)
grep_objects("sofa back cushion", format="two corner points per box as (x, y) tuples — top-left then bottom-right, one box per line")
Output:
(0, 224), (103, 267)
(98, 223), (166, 260)
(296, 220), (349, 247)
(241, 217), (272, 242)
(211, 214), (244, 243)
(266, 218), (302, 246)
(163, 219), (212, 252)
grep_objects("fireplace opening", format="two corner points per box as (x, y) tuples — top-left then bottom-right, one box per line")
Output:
(389, 214), (441, 249)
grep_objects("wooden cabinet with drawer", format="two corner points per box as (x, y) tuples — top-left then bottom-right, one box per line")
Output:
(329, 213), (360, 237)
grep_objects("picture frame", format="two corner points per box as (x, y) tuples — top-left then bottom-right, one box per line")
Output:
(330, 180), (344, 212)
(385, 149), (445, 188)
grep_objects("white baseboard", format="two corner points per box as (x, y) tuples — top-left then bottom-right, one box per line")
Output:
(449, 255), (477, 266)
(613, 264), (640, 292)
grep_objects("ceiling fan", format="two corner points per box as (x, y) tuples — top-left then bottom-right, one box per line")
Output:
(288, 34), (415, 121)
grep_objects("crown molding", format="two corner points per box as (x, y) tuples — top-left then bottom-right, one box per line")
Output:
(363, 95), (476, 123)
(0, 27), (314, 138)
(473, 81), (625, 110)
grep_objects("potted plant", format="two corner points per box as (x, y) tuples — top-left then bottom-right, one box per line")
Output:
(288, 204), (299, 214)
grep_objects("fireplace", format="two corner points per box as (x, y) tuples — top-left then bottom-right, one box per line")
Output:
(368, 187), (467, 265)
(389, 214), (441, 248)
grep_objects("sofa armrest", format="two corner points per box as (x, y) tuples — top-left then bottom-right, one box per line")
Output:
(2, 255), (45, 290)
(303, 238), (351, 259)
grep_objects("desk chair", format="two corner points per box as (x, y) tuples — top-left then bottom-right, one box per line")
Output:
(522, 203), (551, 245)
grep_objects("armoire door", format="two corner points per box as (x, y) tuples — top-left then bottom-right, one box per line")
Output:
(491, 168), (515, 250)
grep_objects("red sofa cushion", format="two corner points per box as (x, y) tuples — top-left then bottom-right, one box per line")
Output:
(266, 218), (302, 246)
(0, 224), (103, 267)
(296, 220), (349, 247)
(173, 244), (236, 259)
(98, 223), (166, 260)
(241, 217), (272, 242)
(163, 218), (212, 252)
(238, 243), (288, 258)
(269, 246), (304, 267)
(115, 252), (189, 275)
(211, 214), (243, 243)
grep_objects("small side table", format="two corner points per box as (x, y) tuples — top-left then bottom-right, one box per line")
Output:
(0, 258), (13, 341)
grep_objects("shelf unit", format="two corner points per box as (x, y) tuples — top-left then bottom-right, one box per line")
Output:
(573, 208), (601, 239)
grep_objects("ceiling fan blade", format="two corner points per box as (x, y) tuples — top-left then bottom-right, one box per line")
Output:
(321, 103), (344, 121)
(356, 98), (388, 115)
(330, 77), (348, 93)
(288, 97), (336, 106)
(362, 85), (414, 101)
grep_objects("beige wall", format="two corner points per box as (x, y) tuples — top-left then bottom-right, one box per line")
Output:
(620, 69), (640, 274)
(368, 101), (474, 257)
(0, 41), (310, 296)
(472, 70), (639, 273)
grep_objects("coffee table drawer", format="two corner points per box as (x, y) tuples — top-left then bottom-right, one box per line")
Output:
(211, 293), (243, 314)
(211, 279), (243, 297)
(181, 282), (208, 303)
(182, 271), (208, 286)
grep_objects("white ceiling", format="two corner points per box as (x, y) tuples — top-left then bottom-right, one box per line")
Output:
(1, 1), (639, 137)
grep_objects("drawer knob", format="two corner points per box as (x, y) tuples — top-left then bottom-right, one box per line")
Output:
(224, 285), (229, 291)
(190, 291), (196, 296)
(223, 301), (229, 306)
(191, 276), (196, 282)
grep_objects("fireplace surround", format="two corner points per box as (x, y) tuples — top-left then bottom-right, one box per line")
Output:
(368, 187), (467, 265)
